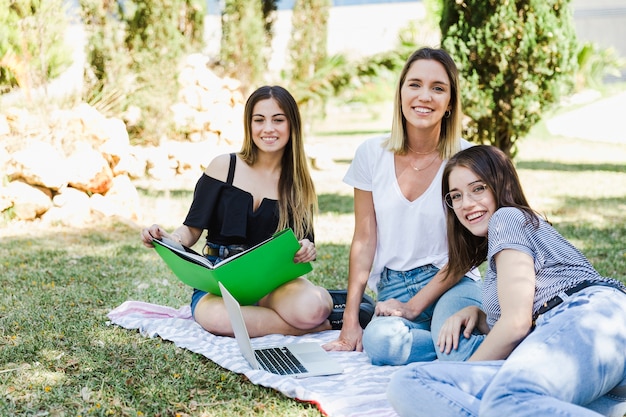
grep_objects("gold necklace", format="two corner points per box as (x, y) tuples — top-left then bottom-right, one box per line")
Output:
(407, 144), (437, 155)
(410, 153), (439, 172)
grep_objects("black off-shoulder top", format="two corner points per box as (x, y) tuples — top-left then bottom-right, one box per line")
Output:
(183, 154), (313, 247)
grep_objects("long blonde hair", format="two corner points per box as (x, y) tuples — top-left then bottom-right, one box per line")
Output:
(239, 86), (317, 239)
(383, 47), (463, 160)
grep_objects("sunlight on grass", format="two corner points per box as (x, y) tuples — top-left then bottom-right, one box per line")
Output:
(1, 108), (625, 415)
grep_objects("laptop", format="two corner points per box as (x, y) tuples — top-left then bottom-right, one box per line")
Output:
(219, 282), (344, 378)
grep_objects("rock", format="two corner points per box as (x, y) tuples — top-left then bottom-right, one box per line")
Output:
(5, 180), (52, 220)
(44, 186), (92, 227)
(67, 144), (114, 194)
(6, 141), (69, 190)
(0, 52), (247, 226)
(98, 174), (140, 220)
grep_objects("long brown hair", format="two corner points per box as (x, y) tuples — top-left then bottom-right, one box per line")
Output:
(442, 145), (540, 281)
(383, 47), (463, 160)
(239, 86), (317, 239)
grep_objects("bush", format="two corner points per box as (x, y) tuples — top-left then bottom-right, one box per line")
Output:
(440, 0), (578, 156)
(0, 0), (71, 96)
(220, 0), (267, 96)
(576, 42), (626, 91)
(79, 0), (205, 145)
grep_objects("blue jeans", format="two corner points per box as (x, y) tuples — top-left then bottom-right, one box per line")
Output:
(190, 253), (220, 316)
(387, 286), (626, 417)
(362, 265), (483, 365)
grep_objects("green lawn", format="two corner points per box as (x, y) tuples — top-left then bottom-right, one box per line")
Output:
(1, 116), (625, 416)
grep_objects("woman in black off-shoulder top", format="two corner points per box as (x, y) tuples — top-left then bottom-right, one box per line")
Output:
(141, 86), (374, 337)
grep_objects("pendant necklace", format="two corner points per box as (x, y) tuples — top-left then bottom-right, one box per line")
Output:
(407, 144), (437, 155)
(410, 153), (439, 172)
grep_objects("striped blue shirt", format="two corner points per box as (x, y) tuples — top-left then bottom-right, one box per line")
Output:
(482, 207), (625, 328)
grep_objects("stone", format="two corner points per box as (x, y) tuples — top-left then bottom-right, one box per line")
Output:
(5, 180), (52, 220)
(6, 141), (69, 190)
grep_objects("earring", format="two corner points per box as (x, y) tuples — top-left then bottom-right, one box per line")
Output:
(444, 110), (451, 118)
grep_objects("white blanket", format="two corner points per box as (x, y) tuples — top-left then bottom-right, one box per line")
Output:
(107, 301), (400, 417)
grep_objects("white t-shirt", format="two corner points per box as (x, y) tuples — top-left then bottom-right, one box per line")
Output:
(344, 135), (475, 292)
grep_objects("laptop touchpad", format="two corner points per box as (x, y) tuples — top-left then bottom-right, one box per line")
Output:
(296, 351), (329, 362)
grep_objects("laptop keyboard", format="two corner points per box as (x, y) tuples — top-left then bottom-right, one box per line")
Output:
(255, 347), (307, 375)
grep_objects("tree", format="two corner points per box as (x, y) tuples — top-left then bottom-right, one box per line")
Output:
(440, 0), (578, 156)
(261, 0), (279, 45)
(123, 0), (205, 61)
(0, 0), (71, 97)
(221, 0), (267, 95)
(287, 0), (331, 125)
(80, 0), (205, 143)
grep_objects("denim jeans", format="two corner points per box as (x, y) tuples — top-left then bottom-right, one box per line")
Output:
(387, 286), (626, 417)
(362, 265), (483, 365)
(190, 253), (220, 316)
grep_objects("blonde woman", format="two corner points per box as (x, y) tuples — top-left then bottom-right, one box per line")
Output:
(324, 48), (483, 365)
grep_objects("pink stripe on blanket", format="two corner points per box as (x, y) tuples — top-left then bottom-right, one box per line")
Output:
(108, 300), (192, 320)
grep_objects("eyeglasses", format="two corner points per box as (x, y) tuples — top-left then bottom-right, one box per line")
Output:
(444, 183), (489, 209)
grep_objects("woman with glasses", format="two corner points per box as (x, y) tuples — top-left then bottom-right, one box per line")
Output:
(323, 47), (484, 365)
(388, 145), (626, 417)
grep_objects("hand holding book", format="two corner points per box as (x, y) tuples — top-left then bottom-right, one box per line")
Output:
(151, 229), (313, 305)
(293, 238), (316, 263)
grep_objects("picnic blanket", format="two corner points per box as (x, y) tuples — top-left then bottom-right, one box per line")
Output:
(107, 301), (400, 417)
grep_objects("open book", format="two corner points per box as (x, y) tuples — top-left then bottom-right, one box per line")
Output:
(152, 228), (313, 305)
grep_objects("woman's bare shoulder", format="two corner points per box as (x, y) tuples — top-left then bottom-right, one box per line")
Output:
(204, 153), (234, 182)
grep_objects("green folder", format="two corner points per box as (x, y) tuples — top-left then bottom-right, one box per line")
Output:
(152, 228), (313, 305)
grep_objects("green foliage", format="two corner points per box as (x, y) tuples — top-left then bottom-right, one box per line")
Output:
(440, 0), (578, 157)
(80, 1), (133, 112)
(357, 22), (430, 76)
(288, 0), (330, 84)
(285, 0), (332, 129)
(0, 0), (71, 95)
(262, 0), (279, 42)
(285, 20), (423, 118)
(423, 0), (444, 31)
(123, 0), (204, 60)
(221, 0), (267, 96)
(79, 0), (205, 145)
(332, 22), (429, 105)
(290, 54), (347, 101)
(576, 42), (626, 91)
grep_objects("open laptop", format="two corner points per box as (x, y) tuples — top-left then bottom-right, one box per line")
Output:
(219, 282), (343, 378)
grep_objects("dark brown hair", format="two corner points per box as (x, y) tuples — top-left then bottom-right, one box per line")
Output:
(442, 145), (541, 281)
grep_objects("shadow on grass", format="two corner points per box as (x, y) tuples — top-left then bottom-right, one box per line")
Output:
(315, 129), (388, 137)
(555, 220), (626, 282)
(0, 221), (323, 416)
(517, 160), (626, 173)
(543, 195), (626, 282)
(548, 195), (626, 217)
(318, 193), (353, 215)
(310, 242), (351, 289)
(135, 187), (195, 198)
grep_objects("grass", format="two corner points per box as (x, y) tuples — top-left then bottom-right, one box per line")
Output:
(1, 107), (626, 416)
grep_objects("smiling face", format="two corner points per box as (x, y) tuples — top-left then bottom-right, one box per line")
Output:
(400, 59), (452, 131)
(447, 166), (496, 237)
(250, 98), (290, 154)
